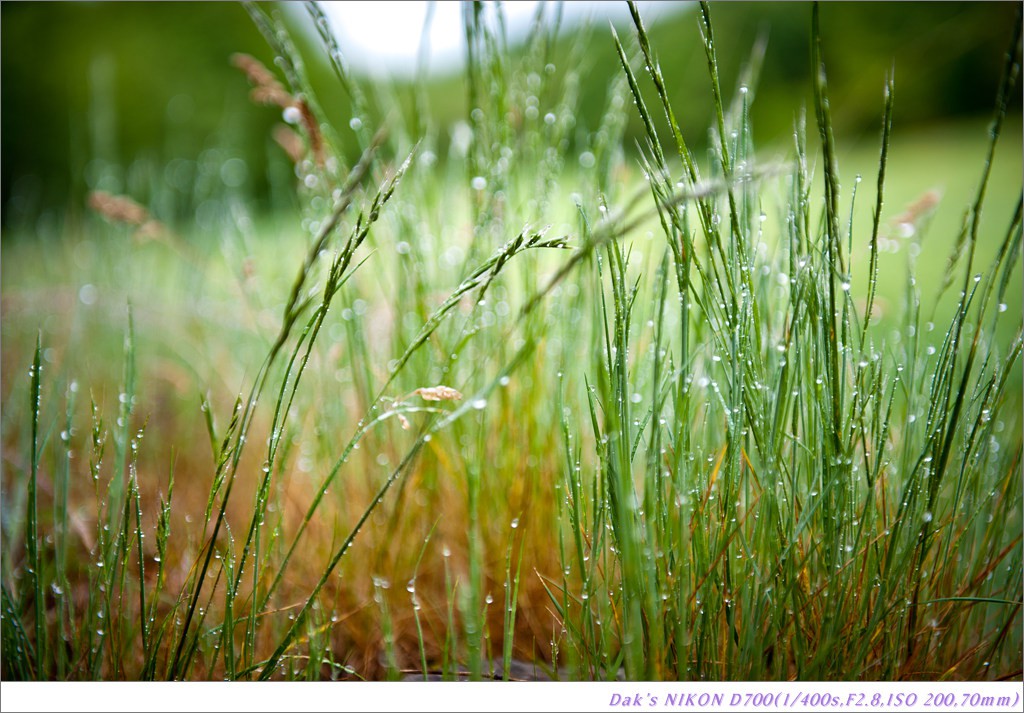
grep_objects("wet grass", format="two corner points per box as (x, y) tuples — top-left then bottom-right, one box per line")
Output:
(1, 2), (1021, 682)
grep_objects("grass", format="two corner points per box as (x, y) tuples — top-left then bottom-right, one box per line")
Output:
(1, 1), (1021, 682)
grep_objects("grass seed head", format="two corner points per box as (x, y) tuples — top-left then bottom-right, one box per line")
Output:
(272, 124), (306, 164)
(412, 386), (463, 402)
(88, 190), (150, 226)
(230, 52), (293, 108)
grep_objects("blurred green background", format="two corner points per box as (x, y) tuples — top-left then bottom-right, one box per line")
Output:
(1, 1), (1020, 233)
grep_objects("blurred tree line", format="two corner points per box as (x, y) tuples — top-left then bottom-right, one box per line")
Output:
(2, 1), (1019, 234)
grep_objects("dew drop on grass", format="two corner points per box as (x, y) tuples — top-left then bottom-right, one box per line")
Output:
(499, 375), (510, 387)
(998, 303), (1008, 312)
(471, 398), (487, 410)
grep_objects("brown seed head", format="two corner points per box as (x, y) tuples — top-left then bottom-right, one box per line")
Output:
(231, 52), (293, 109)
(88, 190), (150, 226)
(413, 386), (463, 402)
(272, 124), (306, 164)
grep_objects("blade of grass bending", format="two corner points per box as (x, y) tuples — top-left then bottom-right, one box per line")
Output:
(235, 152), (410, 673)
(939, 10), (1022, 301)
(237, 185), (403, 576)
(257, 438), (428, 679)
(168, 130), (386, 680)
(257, 333), (536, 679)
(178, 565), (224, 680)
(254, 401), (444, 621)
